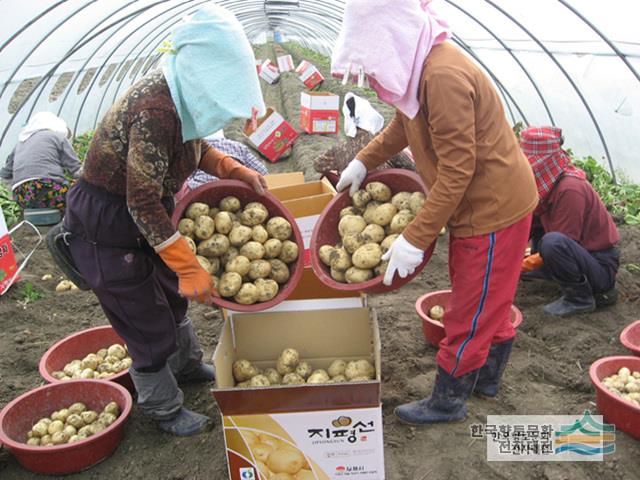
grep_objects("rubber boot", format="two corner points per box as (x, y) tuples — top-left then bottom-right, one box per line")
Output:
(394, 366), (479, 425)
(474, 339), (514, 398)
(595, 287), (618, 308)
(130, 364), (210, 436)
(168, 317), (215, 385)
(543, 276), (596, 317)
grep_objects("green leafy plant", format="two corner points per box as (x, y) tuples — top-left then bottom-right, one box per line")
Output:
(72, 130), (95, 164)
(0, 182), (22, 227)
(19, 281), (44, 303)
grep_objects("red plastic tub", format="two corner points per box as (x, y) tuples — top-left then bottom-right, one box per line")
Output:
(309, 169), (436, 294)
(620, 320), (640, 356)
(0, 380), (133, 475)
(171, 179), (304, 312)
(416, 289), (523, 347)
(589, 356), (640, 439)
(39, 325), (134, 392)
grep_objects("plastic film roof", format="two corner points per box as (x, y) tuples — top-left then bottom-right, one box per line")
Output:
(0, 0), (638, 181)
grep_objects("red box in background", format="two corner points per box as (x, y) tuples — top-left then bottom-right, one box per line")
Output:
(259, 60), (280, 84)
(243, 108), (299, 163)
(300, 92), (340, 135)
(255, 58), (262, 74)
(295, 60), (324, 89)
(276, 54), (294, 72)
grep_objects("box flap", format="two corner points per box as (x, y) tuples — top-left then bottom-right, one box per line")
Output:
(264, 172), (305, 189)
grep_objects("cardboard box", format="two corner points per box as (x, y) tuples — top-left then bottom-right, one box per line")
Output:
(277, 54), (294, 72)
(243, 108), (299, 163)
(269, 178), (336, 266)
(300, 92), (340, 134)
(212, 307), (385, 479)
(264, 172), (305, 190)
(295, 60), (324, 90)
(259, 60), (280, 84)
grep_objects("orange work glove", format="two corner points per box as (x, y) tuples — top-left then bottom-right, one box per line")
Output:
(200, 149), (267, 194)
(521, 253), (544, 273)
(157, 234), (214, 303)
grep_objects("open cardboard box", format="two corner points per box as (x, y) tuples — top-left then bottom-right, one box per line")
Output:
(243, 107), (298, 163)
(264, 172), (305, 190)
(300, 92), (340, 134)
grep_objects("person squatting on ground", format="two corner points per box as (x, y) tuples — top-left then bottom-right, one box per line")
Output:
(60, 5), (267, 436)
(332, 0), (538, 425)
(0, 112), (81, 211)
(520, 126), (620, 317)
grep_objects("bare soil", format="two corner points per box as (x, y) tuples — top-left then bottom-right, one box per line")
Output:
(1, 43), (639, 480)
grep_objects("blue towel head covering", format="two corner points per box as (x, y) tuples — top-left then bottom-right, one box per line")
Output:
(163, 5), (265, 142)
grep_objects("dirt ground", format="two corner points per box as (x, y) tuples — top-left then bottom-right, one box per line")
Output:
(2, 43), (640, 480)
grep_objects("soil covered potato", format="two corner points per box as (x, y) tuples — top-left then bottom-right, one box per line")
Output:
(185, 202), (209, 220)
(214, 211), (234, 235)
(345, 266), (374, 284)
(342, 234), (365, 254)
(366, 181), (392, 202)
(178, 218), (196, 236)
(389, 210), (415, 234)
(359, 223), (385, 244)
(225, 255), (251, 276)
(252, 225), (269, 243)
(340, 206), (361, 218)
(249, 259), (272, 280)
(269, 259), (291, 284)
(391, 191), (412, 211)
(197, 234), (230, 257)
(318, 245), (334, 266)
(352, 243), (382, 269)
(233, 359), (258, 382)
(328, 359), (346, 378)
(380, 234), (399, 253)
(219, 196), (241, 212)
(329, 248), (352, 271)
(219, 272), (243, 297)
(184, 236), (197, 254)
(229, 225), (253, 247)
(409, 191), (426, 215)
(338, 215), (367, 237)
(345, 359), (375, 380)
(352, 189), (371, 209)
(255, 278), (279, 301)
(266, 217), (293, 241)
(194, 215), (215, 240)
(240, 241), (266, 260)
(240, 202), (269, 226)
(370, 203), (397, 226)
(264, 238), (283, 259)
(307, 370), (330, 384)
(278, 240), (299, 263)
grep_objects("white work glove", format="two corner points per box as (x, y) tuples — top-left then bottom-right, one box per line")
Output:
(336, 159), (367, 196)
(381, 234), (424, 286)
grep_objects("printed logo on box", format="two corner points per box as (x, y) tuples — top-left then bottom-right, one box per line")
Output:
(239, 467), (255, 479)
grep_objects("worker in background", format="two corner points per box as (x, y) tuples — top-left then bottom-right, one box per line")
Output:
(332, 0), (538, 425)
(59, 5), (266, 436)
(0, 112), (81, 211)
(520, 126), (619, 316)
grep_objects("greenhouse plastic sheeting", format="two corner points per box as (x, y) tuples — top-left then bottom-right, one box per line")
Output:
(0, 0), (638, 181)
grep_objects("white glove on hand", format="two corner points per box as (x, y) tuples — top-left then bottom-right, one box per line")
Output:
(336, 159), (367, 196)
(381, 234), (424, 286)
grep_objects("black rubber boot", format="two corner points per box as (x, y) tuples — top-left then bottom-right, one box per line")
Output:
(543, 276), (596, 317)
(130, 364), (210, 437)
(394, 366), (479, 425)
(595, 287), (618, 308)
(474, 339), (514, 398)
(168, 318), (215, 385)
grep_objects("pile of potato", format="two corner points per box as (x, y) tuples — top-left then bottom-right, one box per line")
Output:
(603, 367), (640, 407)
(233, 348), (375, 387)
(179, 197), (299, 305)
(317, 181), (425, 283)
(25, 401), (120, 446)
(51, 343), (131, 381)
(241, 430), (314, 479)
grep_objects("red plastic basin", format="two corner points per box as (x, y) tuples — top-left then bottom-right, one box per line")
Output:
(416, 289), (523, 347)
(589, 356), (640, 439)
(39, 325), (134, 392)
(171, 179), (304, 312)
(309, 169), (436, 294)
(0, 380), (133, 475)
(620, 320), (640, 356)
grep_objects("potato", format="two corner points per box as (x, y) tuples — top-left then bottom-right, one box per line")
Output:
(255, 278), (279, 302)
(229, 225), (253, 247)
(276, 361), (294, 378)
(295, 361), (313, 380)
(249, 260), (272, 280)
(264, 238), (283, 259)
(197, 234), (230, 257)
(391, 191), (412, 211)
(196, 255), (213, 274)
(338, 215), (367, 237)
(185, 202), (209, 220)
(345, 266), (374, 284)
(52, 408), (70, 422)
(221, 246), (239, 265)
(27, 437), (40, 446)
(409, 191), (425, 214)
(233, 359), (259, 382)
(62, 425), (77, 437)
(359, 224), (385, 244)
(219, 196), (241, 212)
(51, 431), (69, 445)
(239, 241), (265, 261)
(234, 283), (259, 305)
(429, 305), (444, 321)
(316, 245), (333, 267)
(209, 207), (219, 218)
(329, 248), (352, 271)
(31, 422), (49, 438)
(194, 215), (215, 240)
(330, 267), (346, 282)
(81, 410), (98, 424)
(345, 360), (375, 380)
(178, 218), (196, 236)
(269, 259), (290, 284)
(282, 371), (304, 383)
(68, 402), (86, 415)
(362, 201), (382, 224)
(99, 412), (117, 427)
(331, 374), (347, 383)
(279, 348), (300, 368)
(249, 374), (271, 387)
(380, 234), (399, 254)
(374, 261), (388, 276)
(307, 369), (330, 384)
(352, 243), (382, 269)
(81, 354), (99, 371)
(267, 447), (306, 475)
(267, 217), (293, 241)
(240, 203), (269, 226)
(214, 211), (234, 235)
(219, 272), (243, 297)
(56, 280), (74, 292)
(184, 235), (197, 254)
(370, 203), (397, 226)
(351, 189), (371, 209)
(264, 368), (282, 385)
(389, 210), (415, 234)
(366, 181), (392, 202)
(252, 225), (269, 243)
(340, 206), (361, 218)
(327, 359), (346, 378)
(342, 234), (365, 255)
(278, 240), (299, 263)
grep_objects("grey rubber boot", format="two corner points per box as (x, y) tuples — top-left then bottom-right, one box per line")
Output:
(130, 364), (210, 436)
(394, 366), (479, 425)
(595, 287), (618, 308)
(168, 317), (215, 385)
(543, 276), (596, 317)
(474, 339), (514, 398)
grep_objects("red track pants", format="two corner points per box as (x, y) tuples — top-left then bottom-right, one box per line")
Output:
(436, 214), (532, 377)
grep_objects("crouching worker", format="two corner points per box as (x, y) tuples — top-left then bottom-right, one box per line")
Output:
(59, 5), (267, 436)
(332, 0), (538, 425)
(520, 126), (620, 316)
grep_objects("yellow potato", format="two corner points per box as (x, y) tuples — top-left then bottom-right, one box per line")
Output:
(219, 196), (241, 212)
(409, 191), (426, 215)
(264, 368), (282, 385)
(345, 267), (374, 284)
(252, 225), (269, 243)
(318, 245), (334, 266)
(240, 203), (269, 226)
(197, 234), (230, 257)
(380, 234), (399, 254)
(359, 223), (385, 244)
(219, 272), (243, 297)
(264, 238), (283, 259)
(229, 225), (253, 247)
(269, 259), (290, 284)
(185, 202), (209, 220)
(329, 248), (352, 272)
(307, 370), (330, 384)
(391, 191), (412, 211)
(225, 255), (251, 276)
(340, 206), (361, 218)
(345, 359), (375, 380)
(278, 240), (299, 264)
(214, 211), (234, 235)
(233, 359), (259, 382)
(184, 235), (197, 253)
(330, 267), (346, 283)
(389, 210), (415, 234)
(234, 282), (259, 305)
(255, 278), (279, 302)
(295, 361), (313, 380)
(249, 374), (271, 387)
(352, 243), (382, 269)
(194, 215), (215, 240)
(342, 234), (365, 255)
(267, 217), (293, 241)
(351, 189), (371, 209)
(365, 181), (392, 202)
(338, 215), (367, 237)
(249, 259), (272, 280)
(429, 305), (444, 321)
(370, 203), (397, 226)
(178, 218), (196, 236)
(267, 447), (306, 475)
(240, 241), (266, 260)
(328, 359), (346, 378)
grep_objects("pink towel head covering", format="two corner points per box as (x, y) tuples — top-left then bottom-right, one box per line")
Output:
(331, 0), (450, 119)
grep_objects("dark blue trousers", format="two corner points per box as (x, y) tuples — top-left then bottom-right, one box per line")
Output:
(538, 232), (618, 293)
